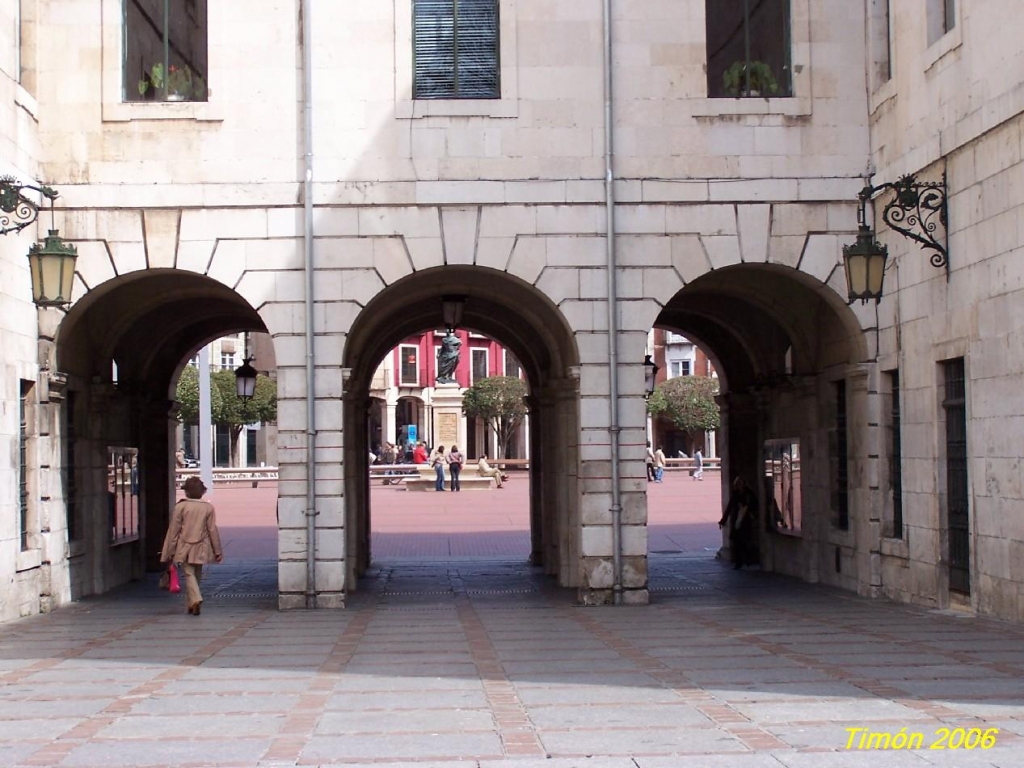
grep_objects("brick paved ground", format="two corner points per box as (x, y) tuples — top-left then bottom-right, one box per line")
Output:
(3, 474), (1024, 767)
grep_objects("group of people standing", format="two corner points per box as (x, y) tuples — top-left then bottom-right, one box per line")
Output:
(426, 445), (508, 491)
(645, 444), (704, 482)
(372, 440), (509, 491)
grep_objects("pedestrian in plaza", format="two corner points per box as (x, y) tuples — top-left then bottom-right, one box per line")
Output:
(692, 448), (704, 481)
(161, 476), (223, 616)
(175, 447), (187, 468)
(645, 442), (656, 482)
(477, 454), (505, 488)
(412, 441), (428, 464)
(431, 445), (447, 491)
(719, 476), (758, 569)
(654, 446), (667, 482)
(447, 445), (464, 491)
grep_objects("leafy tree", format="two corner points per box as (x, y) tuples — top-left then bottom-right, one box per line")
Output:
(646, 375), (720, 440)
(461, 375), (527, 460)
(211, 370), (277, 466)
(175, 365), (277, 465)
(175, 364), (224, 425)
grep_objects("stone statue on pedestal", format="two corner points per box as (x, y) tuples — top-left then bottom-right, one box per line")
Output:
(436, 331), (462, 384)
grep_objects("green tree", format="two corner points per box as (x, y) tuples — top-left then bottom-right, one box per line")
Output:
(461, 375), (527, 459)
(175, 364), (224, 425)
(646, 375), (720, 441)
(211, 370), (277, 466)
(174, 365), (277, 466)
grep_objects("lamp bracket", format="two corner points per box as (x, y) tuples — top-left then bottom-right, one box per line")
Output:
(0, 176), (59, 236)
(859, 172), (949, 279)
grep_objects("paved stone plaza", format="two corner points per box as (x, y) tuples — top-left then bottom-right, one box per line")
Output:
(2, 546), (1023, 767)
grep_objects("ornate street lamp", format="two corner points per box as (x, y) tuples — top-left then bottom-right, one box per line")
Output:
(234, 356), (258, 402)
(441, 295), (466, 333)
(27, 230), (79, 307)
(1, 177), (78, 307)
(643, 354), (659, 398)
(842, 173), (948, 303)
(843, 225), (889, 303)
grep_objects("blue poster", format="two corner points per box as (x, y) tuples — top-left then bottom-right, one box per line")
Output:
(407, 424), (417, 444)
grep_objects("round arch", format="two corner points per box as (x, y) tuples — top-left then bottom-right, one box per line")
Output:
(51, 270), (272, 601)
(651, 263), (870, 583)
(340, 266), (582, 593)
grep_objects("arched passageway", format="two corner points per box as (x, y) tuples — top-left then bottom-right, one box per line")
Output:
(651, 264), (870, 588)
(51, 270), (273, 599)
(341, 267), (581, 594)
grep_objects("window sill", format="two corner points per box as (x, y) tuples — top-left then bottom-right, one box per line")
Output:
(102, 100), (224, 124)
(869, 78), (897, 116)
(15, 85), (38, 120)
(15, 549), (42, 573)
(111, 535), (140, 547)
(880, 537), (909, 559)
(771, 527), (803, 539)
(395, 98), (517, 120)
(924, 25), (962, 72)
(691, 97), (812, 118)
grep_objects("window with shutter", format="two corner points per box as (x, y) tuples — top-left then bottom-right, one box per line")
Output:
(413, 0), (499, 100)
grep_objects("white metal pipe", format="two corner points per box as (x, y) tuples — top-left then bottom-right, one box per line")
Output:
(301, 0), (318, 609)
(603, 0), (623, 605)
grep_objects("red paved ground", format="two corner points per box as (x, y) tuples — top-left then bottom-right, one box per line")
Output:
(206, 470), (725, 561)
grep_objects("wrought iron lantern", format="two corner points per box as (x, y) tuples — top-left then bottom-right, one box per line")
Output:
(234, 356), (258, 402)
(643, 354), (659, 397)
(842, 173), (948, 302)
(441, 295), (466, 333)
(27, 230), (79, 307)
(843, 225), (889, 303)
(1, 177), (78, 307)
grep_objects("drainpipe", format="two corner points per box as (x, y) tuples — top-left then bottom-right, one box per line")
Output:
(301, 0), (318, 609)
(602, 0), (623, 605)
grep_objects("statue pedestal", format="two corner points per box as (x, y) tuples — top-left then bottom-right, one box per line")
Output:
(432, 383), (465, 451)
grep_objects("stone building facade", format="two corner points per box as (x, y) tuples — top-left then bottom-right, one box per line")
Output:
(2, 0), (1023, 622)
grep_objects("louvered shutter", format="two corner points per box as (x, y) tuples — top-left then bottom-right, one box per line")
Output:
(455, 0), (499, 98)
(413, 0), (499, 99)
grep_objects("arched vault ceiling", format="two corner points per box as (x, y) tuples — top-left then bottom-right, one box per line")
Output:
(659, 265), (867, 378)
(57, 271), (266, 385)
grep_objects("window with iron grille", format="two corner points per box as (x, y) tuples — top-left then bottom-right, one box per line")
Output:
(125, 0), (208, 102)
(109, 447), (140, 543)
(400, 345), (419, 386)
(887, 371), (903, 538)
(830, 379), (849, 530)
(942, 358), (970, 594)
(19, 381), (31, 551)
(66, 391), (79, 541)
(413, 0), (500, 99)
(706, 0), (792, 98)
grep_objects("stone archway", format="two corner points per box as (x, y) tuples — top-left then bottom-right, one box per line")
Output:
(651, 263), (872, 591)
(335, 266), (582, 601)
(50, 269), (272, 601)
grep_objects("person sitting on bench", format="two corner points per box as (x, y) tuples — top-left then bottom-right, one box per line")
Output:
(477, 454), (507, 488)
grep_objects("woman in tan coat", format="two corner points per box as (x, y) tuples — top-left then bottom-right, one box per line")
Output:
(161, 476), (223, 615)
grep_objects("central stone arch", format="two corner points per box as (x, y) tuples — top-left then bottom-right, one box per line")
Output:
(338, 266), (583, 598)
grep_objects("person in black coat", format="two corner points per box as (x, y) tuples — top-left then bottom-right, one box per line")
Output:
(720, 476), (759, 569)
